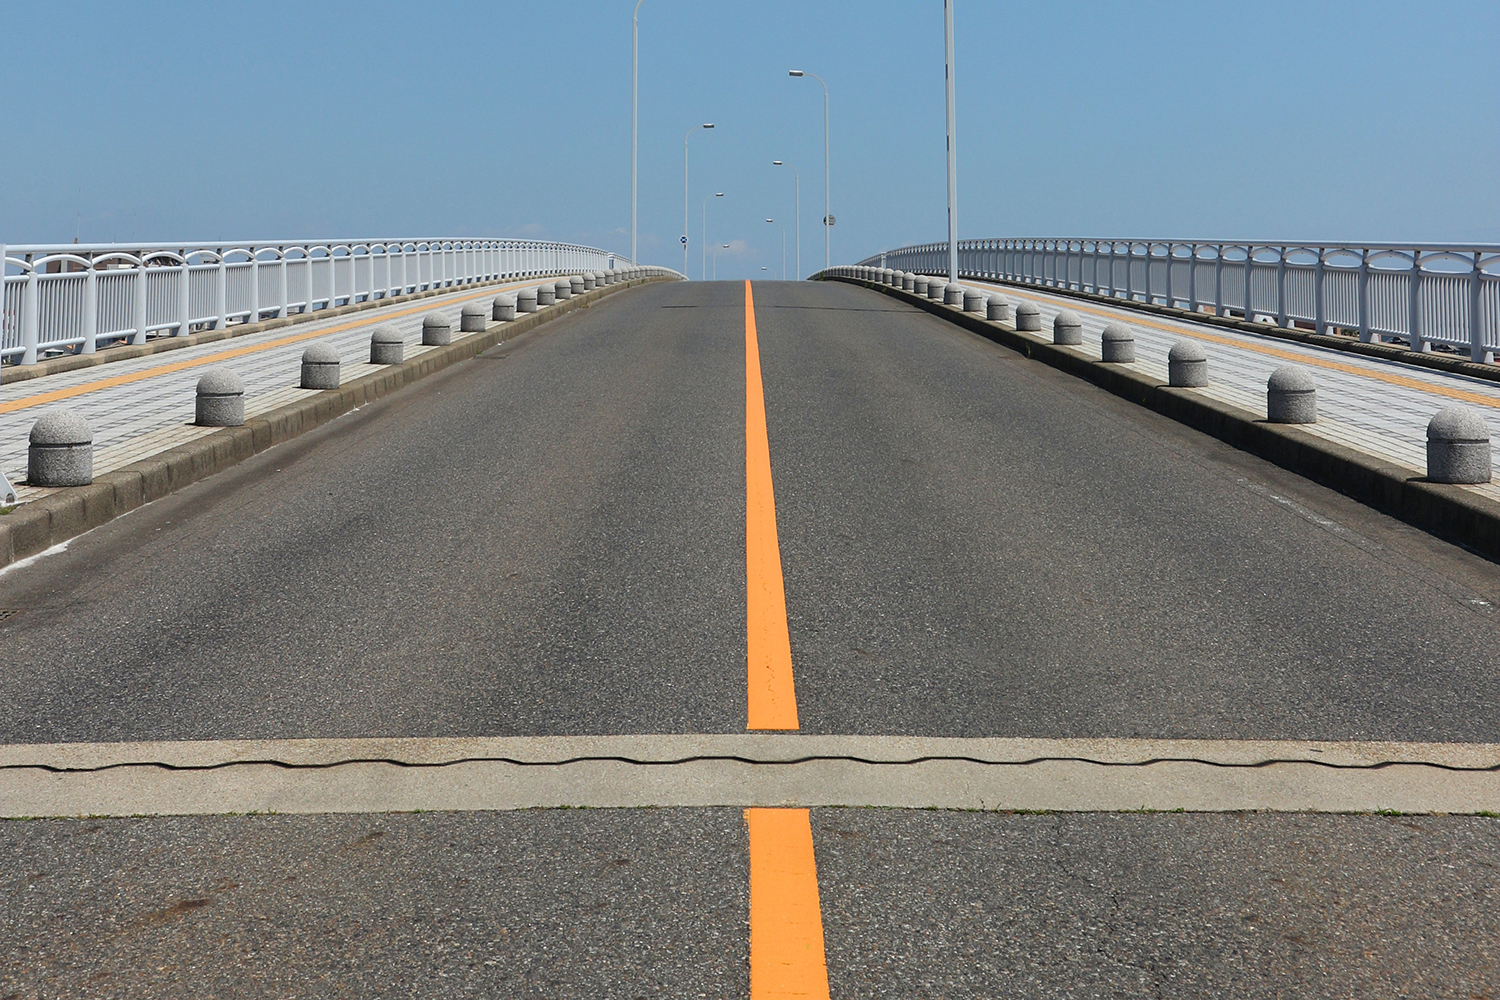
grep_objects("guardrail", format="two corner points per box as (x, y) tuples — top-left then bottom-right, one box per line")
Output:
(858, 240), (1500, 364)
(1, 238), (629, 366)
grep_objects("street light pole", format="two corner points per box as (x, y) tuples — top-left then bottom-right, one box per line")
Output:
(772, 160), (799, 279)
(703, 191), (723, 281)
(944, 0), (959, 284)
(683, 123), (714, 278)
(766, 219), (784, 281)
(632, 0), (644, 263)
(788, 70), (830, 271)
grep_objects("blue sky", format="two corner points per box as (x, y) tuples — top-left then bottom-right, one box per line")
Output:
(3, 1), (1495, 279)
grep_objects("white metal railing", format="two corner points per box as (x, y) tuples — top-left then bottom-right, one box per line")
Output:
(855, 240), (1500, 364)
(1, 238), (631, 365)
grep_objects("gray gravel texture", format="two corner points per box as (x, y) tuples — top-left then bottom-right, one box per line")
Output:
(753, 281), (1500, 742)
(0, 282), (746, 743)
(0, 809), (748, 1000)
(811, 809), (1500, 1000)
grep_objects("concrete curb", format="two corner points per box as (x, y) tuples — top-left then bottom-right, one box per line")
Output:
(824, 275), (1500, 563)
(0, 274), (570, 386)
(0, 275), (677, 570)
(960, 274), (1500, 386)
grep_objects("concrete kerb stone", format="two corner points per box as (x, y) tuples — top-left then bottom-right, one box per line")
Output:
(0, 273), (677, 571)
(821, 272), (1500, 563)
(966, 273), (1500, 389)
(0, 274), (538, 387)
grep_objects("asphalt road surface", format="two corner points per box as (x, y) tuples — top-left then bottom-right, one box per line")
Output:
(2, 280), (1497, 997)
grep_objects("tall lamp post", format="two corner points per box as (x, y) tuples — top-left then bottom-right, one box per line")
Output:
(943, 0), (959, 283)
(772, 160), (799, 279)
(703, 191), (723, 280)
(683, 123), (715, 277)
(766, 219), (785, 280)
(788, 70), (830, 271)
(632, 0), (644, 263)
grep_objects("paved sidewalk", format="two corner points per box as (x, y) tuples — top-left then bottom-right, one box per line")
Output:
(0, 277), (564, 506)
(967, 278), (1500, 506)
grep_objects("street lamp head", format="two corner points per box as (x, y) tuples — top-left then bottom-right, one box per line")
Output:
(788, 70), (804, 77)
(766, 219), (774, 223)
(716, 192), (724, 197)
(702, 123), (715, 129)
(772, 160), (783, 166)
(722, 244), (730, 248)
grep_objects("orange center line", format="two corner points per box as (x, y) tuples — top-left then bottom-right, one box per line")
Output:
(745, 280), (799, 731)
(993, 283), (1500, 410)
(0, 279), (537, 416)
(747, 808), (832, 1000)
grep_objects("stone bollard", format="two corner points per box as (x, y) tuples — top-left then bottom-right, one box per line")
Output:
(492, 294), (517, 321)
(518, 287), (539, 312)
(1426, 405), (1492, 484)
(460, 302), (488, 333)
(913, 275), (930, 297)
(582, 273), (596, 290)
(902, 272), (916, 292)
(423, 312), (452, 346)
(1052, 309), (1083, 345)
(571, 275), (586, 294)
(1167, 341), (1208, 387)
(1100, 323), (1136, 363)
(536, 283), (556, 306)
(195, 368), (245, 426)
(555, 279), (573, 300)
(370, 325), (404, 364)
(1015, 302), (1042, 331)
(300, 342), (341, 389)
(963, 288), (988, 313)
(1266, 365), (1316, 423)
(929, 279), (947, 301)
(890, 270), (904, 288)
(28, 409), (93, 487)
(944, 283), (964, 306)
(987, 295), (1013, 323)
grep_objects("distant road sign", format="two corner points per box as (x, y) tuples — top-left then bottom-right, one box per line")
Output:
(681, 235), (689, 245)
(824, 215), (836, 226)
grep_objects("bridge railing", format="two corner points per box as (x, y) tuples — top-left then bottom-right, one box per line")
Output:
(858, 239), (1500, 364)
(1, 238), (630, 366)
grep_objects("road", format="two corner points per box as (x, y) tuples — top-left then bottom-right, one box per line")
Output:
(2, 279), (1497, 997)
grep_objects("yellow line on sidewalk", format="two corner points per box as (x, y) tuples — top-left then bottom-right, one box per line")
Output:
(747, 808), (832, 1000)
(998, 284), (1500, 411)
(745, 280), (799, 731)
(0, 281), (532, 416)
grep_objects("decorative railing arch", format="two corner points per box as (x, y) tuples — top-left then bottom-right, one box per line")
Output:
(855, 238), (1500, 363)
(2, 237), (632, 365)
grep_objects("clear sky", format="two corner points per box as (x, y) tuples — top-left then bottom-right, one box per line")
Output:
(3, 1), (1495, 279)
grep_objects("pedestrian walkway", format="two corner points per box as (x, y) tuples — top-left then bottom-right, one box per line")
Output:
(965, 278), (1500, 506)
(0, 277), (562, 505)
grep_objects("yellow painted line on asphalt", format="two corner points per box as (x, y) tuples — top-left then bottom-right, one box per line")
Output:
(747, 808), (832, 1000)
(996, 284), (1500, 411)
(745, 280), (799, 730)
(0, 279), (537, 416)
